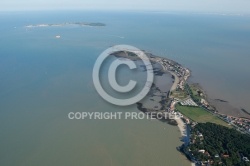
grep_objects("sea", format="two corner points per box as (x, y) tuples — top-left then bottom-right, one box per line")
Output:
(0, 11), (250, 166)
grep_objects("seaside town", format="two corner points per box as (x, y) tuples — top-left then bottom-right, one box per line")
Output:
(3, 2), (250, 166)
(148, 53), (250, 135)
(114, 50), (250, 165)
(114, 50), (250, 135)
(148, 53), (250, 165)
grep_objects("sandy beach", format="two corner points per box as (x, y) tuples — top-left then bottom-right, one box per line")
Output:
(176, 118), (186, 137)
(169, 71), (180, 92)
(176, 118), (196, 166)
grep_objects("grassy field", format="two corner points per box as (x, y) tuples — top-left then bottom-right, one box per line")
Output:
(176, 104), (230, 127)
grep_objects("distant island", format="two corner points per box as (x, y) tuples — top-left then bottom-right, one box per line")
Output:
(112, 50), (250, 166)
(25, 22), (106, 28)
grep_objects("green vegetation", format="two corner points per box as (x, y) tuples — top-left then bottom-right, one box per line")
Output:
(171, 89), (188, 100)
(187, 123), (250, 166)
(185, 84), (202, 103)
(176, 104), (229, 127)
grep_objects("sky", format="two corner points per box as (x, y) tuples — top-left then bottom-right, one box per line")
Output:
(1, 0), (250, 14)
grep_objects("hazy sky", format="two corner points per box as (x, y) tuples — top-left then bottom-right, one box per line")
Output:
(1, 0), (250, 13)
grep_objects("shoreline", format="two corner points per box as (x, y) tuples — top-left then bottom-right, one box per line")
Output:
(176, 118), (186, 138)
(113, 51), (195, 165)
(149, 57), (181, 94)
(176, 118), (195, 166)
(169, 71), (180, 92)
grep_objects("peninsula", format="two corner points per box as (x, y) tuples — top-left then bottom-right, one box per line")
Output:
(112, 50), (250, 166)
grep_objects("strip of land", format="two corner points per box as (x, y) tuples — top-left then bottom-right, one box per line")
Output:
(112, 49), (250, 166)
(25, 22), (105, 28)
